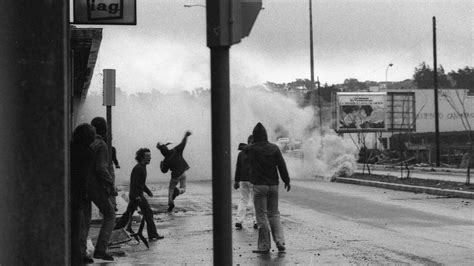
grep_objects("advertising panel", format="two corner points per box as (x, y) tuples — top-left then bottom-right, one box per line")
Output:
(336, 92), (387, 132)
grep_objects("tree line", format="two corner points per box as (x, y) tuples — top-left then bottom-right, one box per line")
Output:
(264, 64), (474, 108)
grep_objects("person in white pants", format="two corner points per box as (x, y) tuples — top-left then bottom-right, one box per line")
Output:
(234, 135), (257, 229)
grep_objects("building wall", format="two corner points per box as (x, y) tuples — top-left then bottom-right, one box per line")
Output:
(0, 1), (70, 264)
(406, 88), (474, 133)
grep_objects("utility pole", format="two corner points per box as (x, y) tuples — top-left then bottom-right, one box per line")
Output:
(309, 0), (316, 110)
(317, 76), (322, 136)
(433, 16), (440, 167)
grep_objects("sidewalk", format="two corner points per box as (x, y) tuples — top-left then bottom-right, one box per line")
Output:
(333, 164), (474, 199)
(356, 163), (469, 182)
(89, 182), (323, 265)
(87, 180), (474, 265)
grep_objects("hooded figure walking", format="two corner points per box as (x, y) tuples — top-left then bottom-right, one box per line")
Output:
(234, 135), (257, 230)
(245, 122), (291, 253)
(157, 130), (192, 213)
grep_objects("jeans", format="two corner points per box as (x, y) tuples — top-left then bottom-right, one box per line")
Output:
(253, 185), (285, 251)
(168, 173), (187, 205)
(83, 189), (116, 254)
(108, 165), (117, 210)
(236, 181), (255, 224)
(115, 195), (159, 238)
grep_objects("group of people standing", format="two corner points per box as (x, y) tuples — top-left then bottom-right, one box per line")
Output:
(70, 116), (192, 264)
(234, 122), (291, 253)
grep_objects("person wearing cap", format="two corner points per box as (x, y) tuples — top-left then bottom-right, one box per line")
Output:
(245, 122), (290, 254)
(234, 134), (257, 230)
(156, 130), (192, 213)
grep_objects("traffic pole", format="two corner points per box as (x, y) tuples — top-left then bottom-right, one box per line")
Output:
(210, 45), (233, 265)
(206, 0), (262, 263)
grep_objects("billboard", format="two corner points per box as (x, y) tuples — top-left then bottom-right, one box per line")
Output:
(335, 92), (387, 132)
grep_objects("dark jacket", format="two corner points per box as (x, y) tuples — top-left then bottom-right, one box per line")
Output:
(159, 135), (190, 179)
(128, 163), (152, 200)
(71, 142), (94, 206)
(88, 136), (114, 194)
(245, 123), (290, 186)
(235, 143), (251, 182)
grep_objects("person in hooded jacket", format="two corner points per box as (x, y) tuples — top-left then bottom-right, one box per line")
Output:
(245, 122), (291, 253)
(156, 130), (192, 213)
(234, 135), (257, 230)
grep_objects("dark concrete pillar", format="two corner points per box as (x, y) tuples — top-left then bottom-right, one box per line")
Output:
(0, 1), (70, 264)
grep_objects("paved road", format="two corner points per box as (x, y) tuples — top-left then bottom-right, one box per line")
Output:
(101, 179), (473, 265)
(280, 180), (473, 265)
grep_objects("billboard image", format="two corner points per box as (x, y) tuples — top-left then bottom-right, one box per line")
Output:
(336, 92), (387, 132)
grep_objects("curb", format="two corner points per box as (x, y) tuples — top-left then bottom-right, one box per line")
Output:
(357, 163), (468, 174)
(334, 177), (474, 199)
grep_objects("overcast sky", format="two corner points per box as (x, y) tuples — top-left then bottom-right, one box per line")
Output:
(82, 0), (473, 94)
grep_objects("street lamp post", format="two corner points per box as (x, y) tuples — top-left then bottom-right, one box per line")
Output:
(385, 63), (393, 83)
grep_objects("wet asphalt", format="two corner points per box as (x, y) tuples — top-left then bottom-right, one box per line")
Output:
(88, 179), (474, 265)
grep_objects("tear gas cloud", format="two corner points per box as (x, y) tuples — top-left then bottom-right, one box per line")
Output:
(77, 86), (358, 184)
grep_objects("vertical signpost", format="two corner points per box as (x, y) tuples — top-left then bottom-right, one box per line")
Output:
(206, 0), (261, 264)
(103, 69), (116, 168)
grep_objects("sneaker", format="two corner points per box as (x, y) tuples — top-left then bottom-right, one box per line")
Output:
(235, 222), (243, 229)
(93, 251), (114, 261)
(252, 249), (270, 254)
(276, 242), (286, 252)
(172, 187), (180, 200)
(149, 235), (165, 241)
(167, 203), (175, 213)
(253, 223), (258, 229)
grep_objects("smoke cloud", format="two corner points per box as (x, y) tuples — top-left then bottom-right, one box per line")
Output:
(77, 86), (358, 184)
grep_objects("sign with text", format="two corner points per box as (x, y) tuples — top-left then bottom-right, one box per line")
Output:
(335, 92), (387, 132)
(73, 0), (136, 25)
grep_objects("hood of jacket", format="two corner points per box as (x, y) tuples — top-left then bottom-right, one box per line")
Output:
(238, 143), (247, 150)
(252, 122), (268, 143)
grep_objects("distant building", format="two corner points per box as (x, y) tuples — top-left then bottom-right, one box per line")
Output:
(381, 88), (474, 165)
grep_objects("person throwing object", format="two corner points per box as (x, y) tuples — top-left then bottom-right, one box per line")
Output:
(157, 130), (192, 213)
